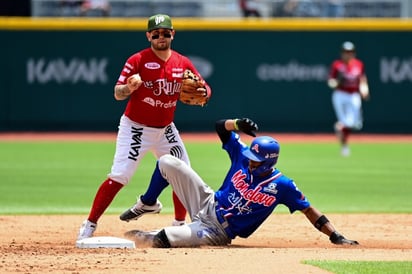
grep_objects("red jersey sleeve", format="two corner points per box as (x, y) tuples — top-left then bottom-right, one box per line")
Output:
(116, 53), (142, 85)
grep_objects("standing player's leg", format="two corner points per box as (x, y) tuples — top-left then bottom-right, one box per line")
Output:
(332, 91), (351, 156)
(78, 177), (124, 240)
(340, 93), (363, 156)
(348, 92), (363, 131)
(78, 115), (149, 240)
(119, 122), (189, 225)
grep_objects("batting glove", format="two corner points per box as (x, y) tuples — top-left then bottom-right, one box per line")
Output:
(329, 231), (359, 245)
(235, 118), (258, 137)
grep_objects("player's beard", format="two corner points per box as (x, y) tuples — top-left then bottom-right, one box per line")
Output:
(152, 40), (170, 51)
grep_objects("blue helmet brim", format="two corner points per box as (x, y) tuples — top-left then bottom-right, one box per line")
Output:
(242, 148), (265, 162)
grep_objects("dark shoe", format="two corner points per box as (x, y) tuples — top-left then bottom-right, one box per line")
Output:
(119, 197), (162, 222)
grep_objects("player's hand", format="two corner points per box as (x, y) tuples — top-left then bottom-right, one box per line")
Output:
(235, 118), (258, 137)
(327, 78), (338, 89)
(127, 74), (143, 92)
(359, 82), (370, 101)
(329, 231), (359, 245)
(361, 93), (370, 101)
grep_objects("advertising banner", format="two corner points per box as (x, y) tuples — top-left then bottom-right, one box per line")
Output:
(1, 23), (411, 133)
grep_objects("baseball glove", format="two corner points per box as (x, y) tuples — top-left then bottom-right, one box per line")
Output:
(179, 69), (210, 106)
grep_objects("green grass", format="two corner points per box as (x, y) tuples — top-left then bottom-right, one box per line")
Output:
(1, 139), (411, 273)
(277, 143), (412, 213)
(0, 141), (411, 214)
(304, 260), (412, 274)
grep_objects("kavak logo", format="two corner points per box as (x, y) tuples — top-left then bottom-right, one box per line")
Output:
(27, 58), (108, 84)
(381, 57), (412, 83)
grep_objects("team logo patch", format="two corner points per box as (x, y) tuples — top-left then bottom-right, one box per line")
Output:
(197, 227), (219, 239)
(154, 15), (166, 26)
(263, 183), (278, 194)
(196, 230), (204, 238)
(251, 144), (259, 153)
(144, 62), (161, 69)
(142, 97), (155, 106)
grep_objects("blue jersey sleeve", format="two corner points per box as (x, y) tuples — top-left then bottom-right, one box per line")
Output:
(222, 132), (248, 159)
(277, 179), (310, 213)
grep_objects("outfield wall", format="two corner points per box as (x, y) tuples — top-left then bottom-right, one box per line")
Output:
(1, 18), (412, 133)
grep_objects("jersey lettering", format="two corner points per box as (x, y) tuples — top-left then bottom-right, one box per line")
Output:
(153, 79), (181, 96)
(231, 170), (276, 207)
(154, 100), (177, 109)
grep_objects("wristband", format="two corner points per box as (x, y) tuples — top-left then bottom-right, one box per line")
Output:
(233, 119), (239, 130)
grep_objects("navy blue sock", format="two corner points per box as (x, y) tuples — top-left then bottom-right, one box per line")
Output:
(141, 161), (169, 205)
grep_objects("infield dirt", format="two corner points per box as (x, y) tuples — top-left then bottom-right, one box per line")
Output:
(1, 214), (411, 274)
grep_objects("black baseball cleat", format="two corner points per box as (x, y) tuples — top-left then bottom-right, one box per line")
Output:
(124, 229), (160, 247)
(119, 197), (163, 222)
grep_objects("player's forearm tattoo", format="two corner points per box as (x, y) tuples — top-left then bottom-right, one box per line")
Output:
(115, 85), (131, 99)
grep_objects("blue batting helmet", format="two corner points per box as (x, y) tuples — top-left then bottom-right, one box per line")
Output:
(242, 136), (280, 176)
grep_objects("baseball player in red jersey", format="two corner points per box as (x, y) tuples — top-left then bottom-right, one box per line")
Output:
(327, 41), (369, 156)
(77, 14), (211, 240)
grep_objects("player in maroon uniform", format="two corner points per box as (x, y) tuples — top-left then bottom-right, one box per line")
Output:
(77, 14), (211, 240)
(327, 41), (369, 156)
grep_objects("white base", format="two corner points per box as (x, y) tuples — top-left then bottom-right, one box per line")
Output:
(76, 236), (136, 249)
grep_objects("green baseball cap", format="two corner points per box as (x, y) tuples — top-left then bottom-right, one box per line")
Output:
(147, 14), (173, 32)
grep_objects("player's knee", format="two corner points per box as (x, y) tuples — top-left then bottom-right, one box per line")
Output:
(108, 176), (129, 186)
(153, 229), (171, 248)
(159, 154), (183, 170)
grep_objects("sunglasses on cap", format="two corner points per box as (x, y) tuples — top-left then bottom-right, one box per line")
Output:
(151, 32), (172, 39)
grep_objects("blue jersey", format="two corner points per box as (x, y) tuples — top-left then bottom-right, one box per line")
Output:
(214, 132), (310, 239)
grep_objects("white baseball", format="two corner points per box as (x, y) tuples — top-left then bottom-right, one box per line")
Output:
(131, 73), (141, 81)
